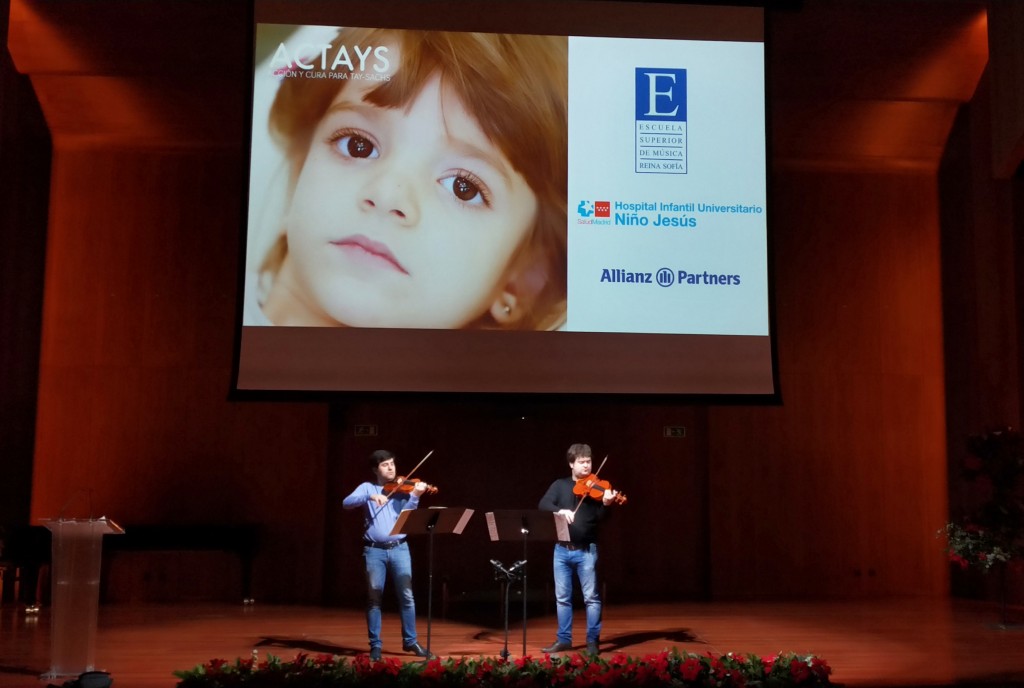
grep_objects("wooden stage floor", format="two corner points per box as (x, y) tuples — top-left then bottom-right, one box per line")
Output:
(1, 598), (1023, 687)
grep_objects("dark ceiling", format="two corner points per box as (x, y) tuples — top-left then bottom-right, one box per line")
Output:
(769, 0), (988, 170)
(6, 0), (990, 171)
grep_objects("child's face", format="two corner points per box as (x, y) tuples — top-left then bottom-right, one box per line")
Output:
(277, 59), (539, 328)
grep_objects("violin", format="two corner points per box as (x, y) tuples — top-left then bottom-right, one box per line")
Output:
(383, 477), (438, 496)
(573, 474), (627, 505)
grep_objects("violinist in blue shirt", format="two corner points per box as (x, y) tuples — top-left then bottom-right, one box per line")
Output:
(343, 449), (435, 661)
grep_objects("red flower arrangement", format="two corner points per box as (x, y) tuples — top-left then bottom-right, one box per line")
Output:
(940, 427), (1024, 572)
(173, 648), (832, 687)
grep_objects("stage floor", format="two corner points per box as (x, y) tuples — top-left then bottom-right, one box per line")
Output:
(1, 598), (1023, 687)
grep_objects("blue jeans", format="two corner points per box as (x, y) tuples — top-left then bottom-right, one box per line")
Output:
(553, 543), (601, 644)
(363, 542), (417, 650)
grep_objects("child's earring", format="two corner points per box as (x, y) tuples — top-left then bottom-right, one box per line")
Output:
(491, 296), (519, 324)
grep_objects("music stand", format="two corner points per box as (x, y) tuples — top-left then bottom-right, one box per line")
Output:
(391, 507), (474, 657)
(484, 510), (569, 657)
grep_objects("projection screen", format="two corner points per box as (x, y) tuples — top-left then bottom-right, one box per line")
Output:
(235, 0), (774, 395)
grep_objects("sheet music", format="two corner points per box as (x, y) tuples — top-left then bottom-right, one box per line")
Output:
(453, 508), (474, 535)
(391, 507), (475, 536)
(553, 512), (570, 541)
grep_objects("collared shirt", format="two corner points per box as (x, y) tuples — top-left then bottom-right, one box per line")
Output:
(343, 481), (420, 543)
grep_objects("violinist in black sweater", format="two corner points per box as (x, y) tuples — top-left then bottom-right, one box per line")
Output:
(537, 443), (620, 656)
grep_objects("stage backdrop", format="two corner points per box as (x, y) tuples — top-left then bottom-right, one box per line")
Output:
(14, 0), (1015, 604)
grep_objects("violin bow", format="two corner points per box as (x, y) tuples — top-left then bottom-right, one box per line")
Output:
(384, 449), (434, 499)
(572, 455), (609, 515)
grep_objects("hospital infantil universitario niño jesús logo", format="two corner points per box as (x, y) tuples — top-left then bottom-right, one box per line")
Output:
(576, 200), (611, 224)
(635, 67), (687, 174)
(577, 201), (610, 218)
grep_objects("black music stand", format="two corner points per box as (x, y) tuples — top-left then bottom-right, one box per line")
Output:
(391, 507), (474, 657)
(484, 510), (569, 657)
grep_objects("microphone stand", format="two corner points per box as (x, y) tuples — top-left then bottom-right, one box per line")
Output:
(520, 519), (529, 657)
(490, 559), (526, 660)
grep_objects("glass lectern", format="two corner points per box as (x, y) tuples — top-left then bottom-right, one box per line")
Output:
(41, 518), (123, 680)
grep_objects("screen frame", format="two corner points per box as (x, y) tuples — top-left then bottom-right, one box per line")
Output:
(231, 0), (779, 400)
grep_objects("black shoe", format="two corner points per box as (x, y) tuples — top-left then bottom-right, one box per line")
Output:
(369, 647), (382, 661)
(541, 641), (572, 654)
(403, 642), (436, 659)
(586, 641), (600, 656)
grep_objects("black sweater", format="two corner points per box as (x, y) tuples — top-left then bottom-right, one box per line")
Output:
(538, 476), (608, 545)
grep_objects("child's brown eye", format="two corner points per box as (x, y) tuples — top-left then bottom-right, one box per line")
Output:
(440, 172), (491, 207)
(330, 131), (380, 160)
(452, 176), (479, 202)
(344, 135), (376, 159)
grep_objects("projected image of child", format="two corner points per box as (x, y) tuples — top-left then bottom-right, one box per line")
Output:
(245, 28), (567, 330)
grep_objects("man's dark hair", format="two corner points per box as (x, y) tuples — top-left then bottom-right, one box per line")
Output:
(566, 443), (592, 464)
(369, 449), (395, 470)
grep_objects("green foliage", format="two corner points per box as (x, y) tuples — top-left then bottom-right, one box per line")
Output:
(939, 522), (1012, 571)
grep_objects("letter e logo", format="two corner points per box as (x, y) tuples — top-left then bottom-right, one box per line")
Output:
(635, 68), (687, 122)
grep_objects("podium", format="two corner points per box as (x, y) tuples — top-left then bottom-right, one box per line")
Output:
(391, 507), (473, 656)
(41, 518), (124, 680)
(484, 510), (568, 657)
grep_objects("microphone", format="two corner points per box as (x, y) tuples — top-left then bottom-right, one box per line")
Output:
(490, 559), (511, 577)
(508, 560), (527, 575)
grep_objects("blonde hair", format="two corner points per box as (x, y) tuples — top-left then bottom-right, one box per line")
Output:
(265, 28), (567, 330)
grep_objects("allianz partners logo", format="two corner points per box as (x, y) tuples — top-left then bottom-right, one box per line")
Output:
(635, 67), (687, 174)
(576, 200), (612, 225)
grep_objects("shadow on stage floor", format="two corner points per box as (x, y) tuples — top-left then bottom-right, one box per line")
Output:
(1, 598), (1023, 687)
